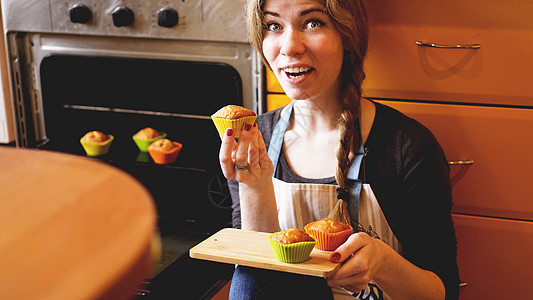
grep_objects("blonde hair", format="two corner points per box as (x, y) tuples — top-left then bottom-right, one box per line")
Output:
(245, 0), (369, 190)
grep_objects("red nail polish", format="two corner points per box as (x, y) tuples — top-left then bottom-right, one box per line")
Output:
(226, 128), (234, 136)
(244, 123), (252, 131)
(330, 252), (341, 262)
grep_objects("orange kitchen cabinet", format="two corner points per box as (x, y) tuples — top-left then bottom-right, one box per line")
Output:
(266, 93), (291, 112)
(266, 68), (284, 94)
(377, 100), (533, 221)
(453, 214), (533, 299)
(364, 0), (533, 107)
(265, 68), (290, 112)
(364, 0), (533, 297)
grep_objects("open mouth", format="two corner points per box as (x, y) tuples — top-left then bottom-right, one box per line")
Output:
(283, 67), (313, 78)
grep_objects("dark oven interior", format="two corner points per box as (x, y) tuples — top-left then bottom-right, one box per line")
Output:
(39, 53), (237, 232)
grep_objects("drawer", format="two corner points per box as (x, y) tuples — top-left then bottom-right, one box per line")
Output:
(377, 100), (533, 221)
(364, 0), (533, 106)
(453, 214), (533, 299)
(266, 93), (291, 112)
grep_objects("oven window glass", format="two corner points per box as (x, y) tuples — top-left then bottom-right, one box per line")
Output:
(40, 54), (242, 115)
(39, 54), (239, 231)
(39, 54), (242, 167)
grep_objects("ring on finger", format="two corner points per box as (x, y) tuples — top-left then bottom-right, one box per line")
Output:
(235, 162), (249, 171)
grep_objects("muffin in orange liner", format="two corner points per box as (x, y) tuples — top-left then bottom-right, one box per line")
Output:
(147, 138), (182, 164)
(80, 131), (114, 156)
(268, 228), (316, 263)
(211, 105), (257, 138)
(304, 218), (353, 251)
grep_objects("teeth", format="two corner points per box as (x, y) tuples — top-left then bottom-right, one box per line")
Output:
(283, 67), (311, 78)
(283, 67), (310, 74)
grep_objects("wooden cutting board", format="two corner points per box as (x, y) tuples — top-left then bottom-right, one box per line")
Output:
(189, 228), (340, 277)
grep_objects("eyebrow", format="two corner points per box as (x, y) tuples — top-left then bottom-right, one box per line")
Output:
(264, 8), (326, 18)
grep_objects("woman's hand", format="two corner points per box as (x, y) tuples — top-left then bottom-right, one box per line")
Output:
(326, 232), (388, 293)
(219, 123), (279, 232)
(219, 123), (274, 187)
(327, 232), (446, 299)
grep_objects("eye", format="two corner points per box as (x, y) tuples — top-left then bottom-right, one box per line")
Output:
(266, 22), (282, 32)
(306, 19), (325, 29)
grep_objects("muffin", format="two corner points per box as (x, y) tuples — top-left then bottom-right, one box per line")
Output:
(132, 127), (166, 152)
(134, 127), (162, 139)
(270, 228), (315, 244)
(81, 130), (109, 143)
(147, 138), (182, 164)
(211, 105), (257, 138)
(304, 218), (353, 251)
(268, 228), (316, 263)
(80, 131), (114, 156)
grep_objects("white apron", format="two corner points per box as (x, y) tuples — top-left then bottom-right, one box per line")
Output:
(267, 101), (401, 300)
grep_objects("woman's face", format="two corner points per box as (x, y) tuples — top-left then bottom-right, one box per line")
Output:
(262, 0), (344, 101)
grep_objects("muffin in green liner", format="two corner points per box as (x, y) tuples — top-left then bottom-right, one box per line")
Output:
(268, 232), (316, 263)
(132, 132), (166, 152)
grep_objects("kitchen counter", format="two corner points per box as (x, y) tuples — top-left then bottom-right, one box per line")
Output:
(0, 146), (157, 299)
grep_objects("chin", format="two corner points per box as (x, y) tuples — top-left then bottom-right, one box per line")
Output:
(283, 89), (311, 101)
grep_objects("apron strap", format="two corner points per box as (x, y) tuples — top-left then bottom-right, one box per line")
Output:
(346, 119), (365, 181)
(267, 101), (294, 174)
(345, 119), (365, 227)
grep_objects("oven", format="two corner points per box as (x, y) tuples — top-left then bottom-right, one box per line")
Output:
(1, 0), (262, 298)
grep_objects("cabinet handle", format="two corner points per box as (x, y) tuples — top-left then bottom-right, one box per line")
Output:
(448, 159), (474, 166)
(459, 282), (468, 288)
(416, 41), (481, 49)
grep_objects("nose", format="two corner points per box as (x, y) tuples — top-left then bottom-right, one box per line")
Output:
(280, 28), (305, 57)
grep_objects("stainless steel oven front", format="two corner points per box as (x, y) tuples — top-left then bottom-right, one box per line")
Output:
(2, 0), (262, 298)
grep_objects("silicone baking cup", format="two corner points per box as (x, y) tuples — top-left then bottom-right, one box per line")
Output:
(80, 135), (114, 156)
(304, 224), (353, 251)
(211, 116), (257, 138)
(132, 132), (167, 152)
(268, 232), (316, 263)
(147, 141), (182, 164)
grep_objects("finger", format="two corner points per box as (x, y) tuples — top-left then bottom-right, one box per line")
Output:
(256, 128), (273, 172)
(328, 254), (371, 283)
(330, 232), (369, 263)
(234, 123), (253, 168)
(247, 124), (260, 171)
(328, 234), (373, 282)
(219, 128), (237, 178)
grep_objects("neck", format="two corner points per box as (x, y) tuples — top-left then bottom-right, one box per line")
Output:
(292, 99), (341, 133)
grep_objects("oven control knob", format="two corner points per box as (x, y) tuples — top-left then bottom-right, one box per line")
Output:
(112, 6), (134, 27)
(69, 4), (92, 24)
(157, 7), (179, 28)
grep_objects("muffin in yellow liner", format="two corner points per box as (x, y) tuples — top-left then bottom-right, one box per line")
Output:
(305, 218), (353, 251)
(80, 131), (114, 156)
(268, 229), (316, 263)
(211, 105), (257, 138)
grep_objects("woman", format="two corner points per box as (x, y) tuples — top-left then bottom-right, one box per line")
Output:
(218, 0), (460, 299)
